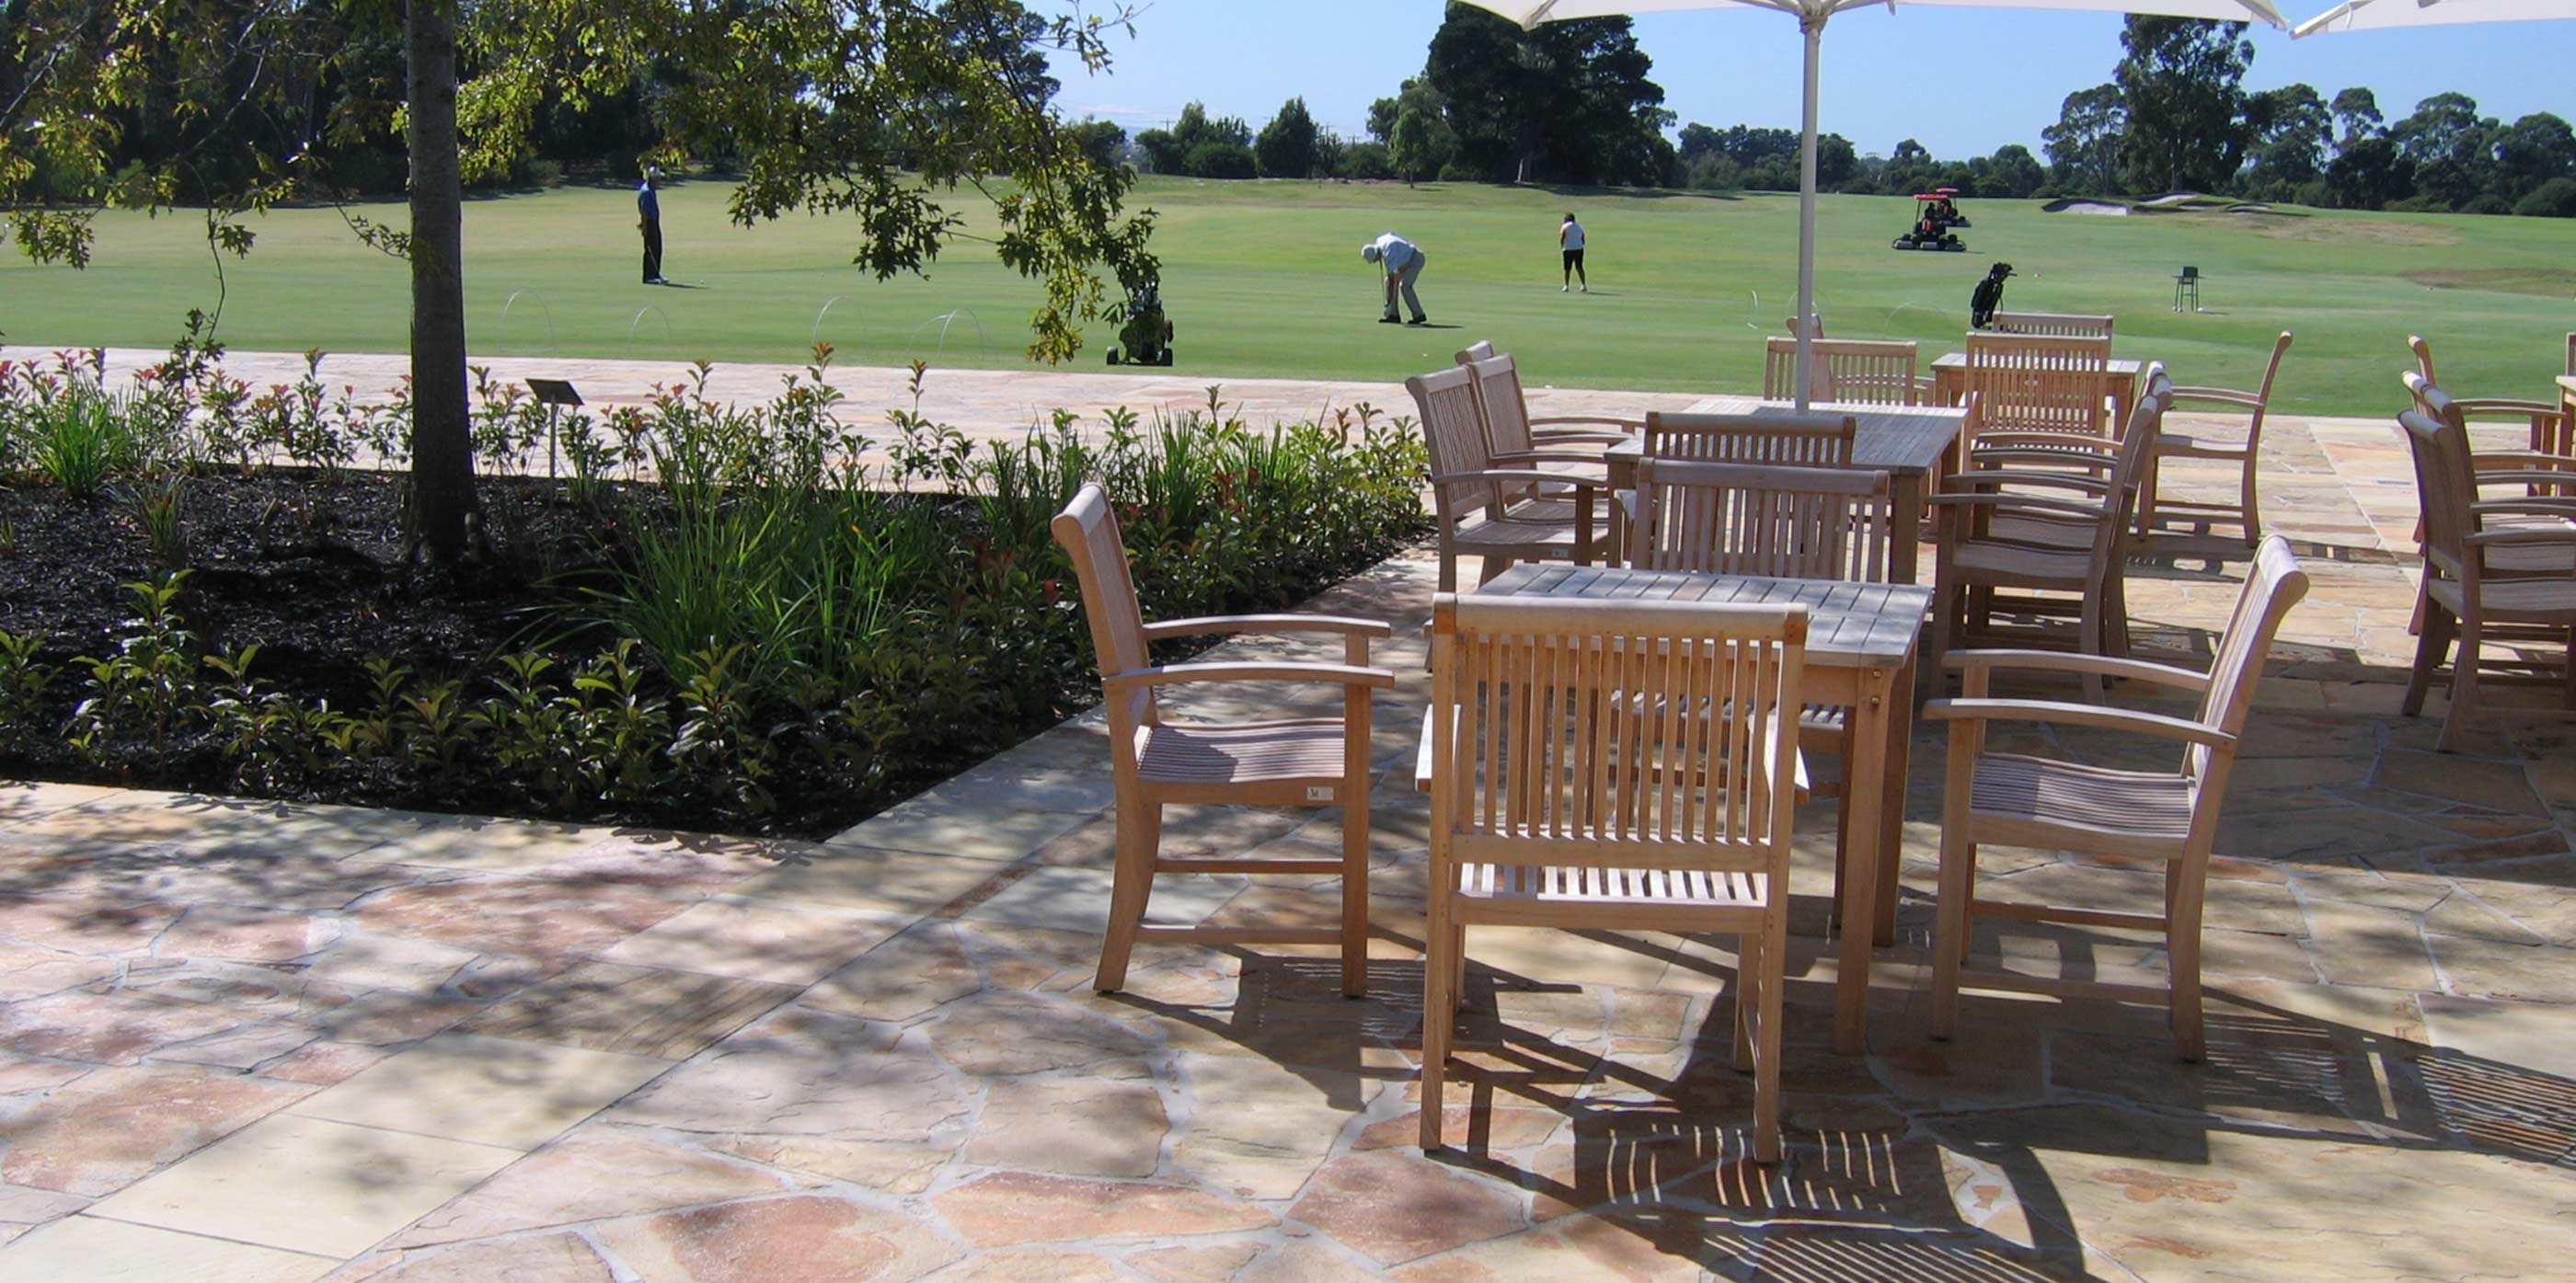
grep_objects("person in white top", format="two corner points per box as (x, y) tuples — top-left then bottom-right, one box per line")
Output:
(1361, 232), (1429, 325)
(1559, 212), (1586, 292)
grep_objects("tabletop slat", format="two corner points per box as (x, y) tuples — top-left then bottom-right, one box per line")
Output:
(1639, 396), (1961, 475)
(1474, 565), (1929, 667)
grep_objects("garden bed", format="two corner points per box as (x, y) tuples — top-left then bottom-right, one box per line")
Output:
(0, 347), (1429, 839)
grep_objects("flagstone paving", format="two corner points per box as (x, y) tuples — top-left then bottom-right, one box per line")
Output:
(2, 412), (2573, 1281)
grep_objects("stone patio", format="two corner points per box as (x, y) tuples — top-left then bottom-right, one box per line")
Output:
(2, 408), (2572, 1282)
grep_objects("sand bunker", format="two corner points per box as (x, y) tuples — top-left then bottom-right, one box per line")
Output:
(2043, 199), (2130, 215)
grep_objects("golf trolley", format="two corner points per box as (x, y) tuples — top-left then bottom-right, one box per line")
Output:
(1105, 281), (1175, 367)
(1892, 192), (1969, 252)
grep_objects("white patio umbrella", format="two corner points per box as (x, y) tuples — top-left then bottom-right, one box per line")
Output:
(2296, 0), (2575, 35)
(1458, 0), (2288, 409)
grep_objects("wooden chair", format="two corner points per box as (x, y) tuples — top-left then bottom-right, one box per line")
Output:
(1787, 316), (1823, 339)
(2409, 333), (2572, 458)
(1456, 339), (1495, 364)
(1419, 593), (1807, 1158)
(1461, 352), (1638, 463)
(2139, 332), (2292, 546)
(2397, 401), (2576, 751)
(1622, 458), (1895, 880)
(1930, 387), (2168, 702)
(1960, 332), (2115, 444)
(1408, 365), (1600, 593)
(1988, 312), (2115, 339)
(1762, 338), (1921, 407)
(1926, 536), (2312, 1060)
(1051, 484), (1395, 995)
(1641, 410), (1855, 466)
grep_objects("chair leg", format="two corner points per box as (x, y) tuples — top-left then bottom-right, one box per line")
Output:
(1927, 581), (1960, 695)
(2167, 858), (2209, 1062)
(1752, 926), (1785, 1164)
(2135, 453), (2161, 542)
(2078, 593), (2109, 704)
(2439, 613), (2483, 752)
(1095, 799), (1161, 993)
(1732, 933), (1758, 1073)
(1930, 750), (1978, 1040)
(2403, 593), (2450, 717)
(1475, 556), (1512, 587)
(1419, 903), (1455, 1151)
(1340, 788), (1371, 999)
(2238, 455), (2262, 546)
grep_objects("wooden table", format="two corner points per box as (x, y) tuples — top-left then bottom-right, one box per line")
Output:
(1931, 352), (2145, 434)
(1608, 396), (1964, 582)
(1475, 563), (1933, 1055)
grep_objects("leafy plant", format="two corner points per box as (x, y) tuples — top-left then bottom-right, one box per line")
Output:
(127, 472), (190, 571)
(0, 630), (56, 735)
(65, 572), (200, 762)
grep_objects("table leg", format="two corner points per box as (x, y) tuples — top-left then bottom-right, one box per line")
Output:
(2109, 372), (2134, 438)
(1607, 452), (1636, 564)
(1834, 665), (1892, 1055)
(1872, 656), (1916, 946)
(1934, 367), (1963, 408)
(1892, 474), (1926, 584)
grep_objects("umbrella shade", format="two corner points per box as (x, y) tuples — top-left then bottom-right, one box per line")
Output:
(2296, 0), (2576, 35)
(1458, 0), (2287, 409)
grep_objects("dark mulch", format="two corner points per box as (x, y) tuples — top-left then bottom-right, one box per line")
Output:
(0, 469), (983, 840)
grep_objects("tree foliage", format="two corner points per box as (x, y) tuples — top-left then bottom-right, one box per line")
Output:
(1416, 3), (1672, 186)
(2114, 17), (2254, 194)
(2042, 85), (2127, 194)
(1255, 97), (1320, 178)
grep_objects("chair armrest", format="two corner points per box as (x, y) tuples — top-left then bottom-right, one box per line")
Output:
(1924, 698), (2237, 748)
(2450, 397), (2563, 418)
(1414, 705), (1447, 793)
(1490, 450), (1616, 467)
(1529, 415), (1645, 431)
(1105, 662), (1396, 692)
(1946, 468), (2114, 496)
(2465, 527), (2576, 548)
(1930, 492), (2113, 522)
(1431, 469), (1602, 491)
(2469, 499), (2576, 519)
(1944, 648), (2212, 693)
(1526, 427), (1634, 443)
(2168, 386), (2262, 409)
(1144, 614), (1395, 641)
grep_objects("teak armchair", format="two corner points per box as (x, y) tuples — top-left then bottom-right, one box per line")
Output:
(1623, 457), (1896, 881)
(2140, 332), (2293, 545)
(1418, 594), (1807, 1159)
(1926, 536), (2311, 1060)
(1052, 483), (1395, 996)
(1761, 338), (1922, 407)
(1960, 332), (2115, 445)
(2397, 400), (2576, 750)
(1409, 364), (1601, 593)
(1931, 387), (2169, 702)
(2409, 333), (2573, 459)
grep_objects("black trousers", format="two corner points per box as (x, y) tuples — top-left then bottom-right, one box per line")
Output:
(1561, 247), (1585, 281)
(641, 219), (663, 282)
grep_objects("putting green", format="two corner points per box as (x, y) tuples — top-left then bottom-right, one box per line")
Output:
(5, 177), (2570, 418)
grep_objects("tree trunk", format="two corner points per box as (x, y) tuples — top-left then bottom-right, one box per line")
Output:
(407, 0), (473, 562)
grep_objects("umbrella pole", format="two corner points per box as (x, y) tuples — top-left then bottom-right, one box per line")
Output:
(1792, 11), (1823, 413)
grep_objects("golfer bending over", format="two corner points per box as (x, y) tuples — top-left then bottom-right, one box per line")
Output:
(1362, 232), (1429, 326)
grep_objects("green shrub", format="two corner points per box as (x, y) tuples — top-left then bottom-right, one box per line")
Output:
(1185, 142), (1258, 179)
(2515, 178), (2576, 219)
(1339, 142), (1395, 181)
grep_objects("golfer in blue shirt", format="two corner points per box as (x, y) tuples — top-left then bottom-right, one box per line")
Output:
(638, 167), (666, 285)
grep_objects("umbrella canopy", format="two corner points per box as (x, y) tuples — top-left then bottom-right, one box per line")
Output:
(1458, 0), (2288, 409)
(2296, 0), (2575, 35)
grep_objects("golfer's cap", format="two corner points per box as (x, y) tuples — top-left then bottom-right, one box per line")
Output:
(646, 166), (663, 179)
(1360, 243), (1380, 262)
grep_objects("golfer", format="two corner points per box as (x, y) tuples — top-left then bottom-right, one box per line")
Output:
(1362, 232), (1428, 326)
(638, 167), (666, 285)
(1559, 212), (1587, 292)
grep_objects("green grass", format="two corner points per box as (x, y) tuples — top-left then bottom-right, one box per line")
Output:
(6, 177), (2573, 417)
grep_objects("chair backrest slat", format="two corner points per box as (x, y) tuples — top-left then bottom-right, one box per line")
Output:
(1964, 332), (2114, 437)
(1628, 459), (1896, 583)
(1407, 365), (1502, 517)
(1761, 338), (1921, 407)
(1989, 312), (2114, 338)
(1643, 410), (1855, 466)
(1455, 340), (1497, 366)
(1465, 354), (1544, 458)
(2190, 535), (2312, 783)
(1430, 595), (1804, 865)
(1051, 483), (1156, 733)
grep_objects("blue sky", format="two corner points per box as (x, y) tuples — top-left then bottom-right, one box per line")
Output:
(1043, 2), (2565, 161)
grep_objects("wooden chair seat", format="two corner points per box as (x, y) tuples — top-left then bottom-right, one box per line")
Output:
(1949, 538), (2094, 586)
(1455, 510), (1588, 551)
(1137, 720), (1349, 785)
(1496, 494), (1587, 523)
(1971, 753), (2196, 849)
(2156, 430), (2249, 459)
(2427, 575), (2576, 622)
(1453, 863), (1769, 927)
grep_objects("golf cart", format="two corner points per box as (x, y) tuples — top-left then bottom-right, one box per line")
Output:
(1105, 281), (1175, 367)
(1892, 194), (1967, 252)
(1930, 188), (1970, 228)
